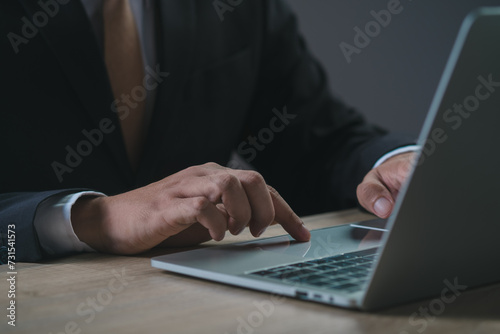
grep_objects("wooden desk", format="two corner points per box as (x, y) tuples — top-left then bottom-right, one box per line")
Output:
(1, 209), (499, 334)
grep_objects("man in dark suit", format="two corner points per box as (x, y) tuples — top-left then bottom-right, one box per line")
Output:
(0, 0), (416, 262)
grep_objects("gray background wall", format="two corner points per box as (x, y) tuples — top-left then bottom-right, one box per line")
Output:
(287, 0), (500, 138)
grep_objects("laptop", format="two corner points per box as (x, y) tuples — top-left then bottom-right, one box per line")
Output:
(152, 8), (500, 310)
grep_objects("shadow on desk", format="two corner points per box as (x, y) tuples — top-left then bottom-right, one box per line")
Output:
(377, 282), (500, 320)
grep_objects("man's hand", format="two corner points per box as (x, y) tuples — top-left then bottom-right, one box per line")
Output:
(71, 163), (311, 254)
(357, 152), (416, 218)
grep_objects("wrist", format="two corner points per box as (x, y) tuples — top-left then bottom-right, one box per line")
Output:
(71, 196), (109, 252)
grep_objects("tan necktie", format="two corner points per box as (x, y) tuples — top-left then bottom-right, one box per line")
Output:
(103, 0), (146, 170)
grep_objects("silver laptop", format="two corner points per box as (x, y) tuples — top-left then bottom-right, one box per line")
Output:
(152, 8), (500, 310)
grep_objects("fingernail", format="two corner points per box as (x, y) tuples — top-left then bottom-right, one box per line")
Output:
(215, 231), (225, 241)
(374, 197), (391, 217)
(257, 227), (267, 237)
(235, 226), (245, 235)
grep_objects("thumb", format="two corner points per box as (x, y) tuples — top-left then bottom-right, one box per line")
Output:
(357, 152), (415, 218)
(356, 170), (395, 219)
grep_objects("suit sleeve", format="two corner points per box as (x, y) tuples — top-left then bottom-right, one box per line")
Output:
(0, 190), (86, 263)
(244, 0), (414, 216)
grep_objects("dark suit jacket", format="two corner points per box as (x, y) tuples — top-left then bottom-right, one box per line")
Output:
(0, 0), (411, 262)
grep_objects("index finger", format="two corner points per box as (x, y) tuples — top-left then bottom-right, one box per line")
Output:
(267, 186), (310, 242)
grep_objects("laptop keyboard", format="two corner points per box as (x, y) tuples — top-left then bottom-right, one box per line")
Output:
(249, 248), (379, 293)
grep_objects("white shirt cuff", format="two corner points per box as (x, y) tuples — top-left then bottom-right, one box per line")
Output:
(373, 145), (420, 169)
(33, 191), (106, 256)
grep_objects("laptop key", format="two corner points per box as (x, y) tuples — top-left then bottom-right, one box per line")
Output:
(311, 258), (331, 264)
(312, 265), (337, 271)
(364, 254), (379, 259)
(273, 272), (302, 279)
(326, 256), (348, 263)
(286, 274), (322, 283)
(290, 262), (315, 268)
(329, 261), (357, 268)
(272, 267), (295, 274)
(346, 267), (367, 274)
(288, 268), (317, 276)
(354, 258), (375, 264)
(301, 274), (327, 283)
(334, 268), (354, 275)
(325, 277), (350, 284)
(342, 254), (360, 259)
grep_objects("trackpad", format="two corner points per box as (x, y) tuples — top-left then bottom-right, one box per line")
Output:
(235, 223), (386, 259)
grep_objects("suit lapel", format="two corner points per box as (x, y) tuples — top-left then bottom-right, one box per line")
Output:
(136, 0), (197, 186)
(18, 0), (134, 185)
